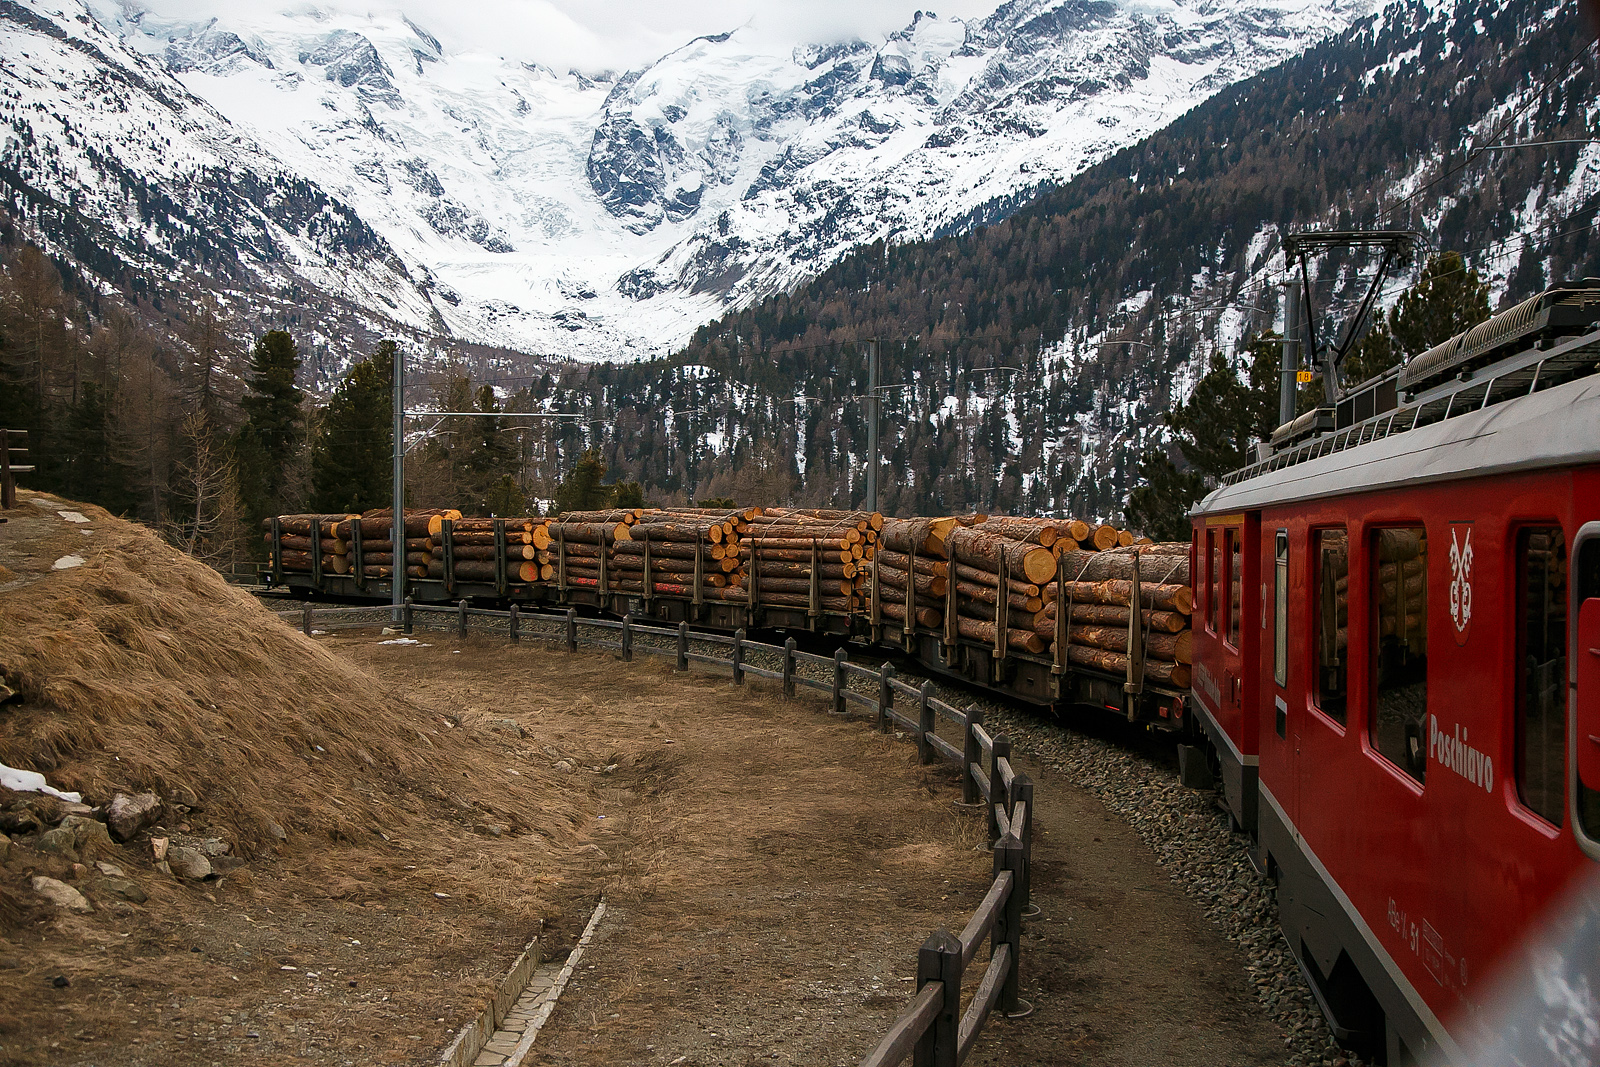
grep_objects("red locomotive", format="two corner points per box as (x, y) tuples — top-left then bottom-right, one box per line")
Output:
(1189, 282), (1600, 1063)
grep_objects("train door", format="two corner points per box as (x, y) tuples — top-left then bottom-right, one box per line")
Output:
(1574, 522), (1600, 852)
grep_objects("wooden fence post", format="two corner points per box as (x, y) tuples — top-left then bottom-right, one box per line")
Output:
(676, 621), (689, 671)
(783, 637), (796, 699)
(566, 608), (578, 653)
(732, 629), (745, 685)
(876, 662), (894, 733)
(403, 595), (413, 635)
(831, 647), (847, 715)
(509, 603), (520, 642)
(993, 832), (1025, 1017)
(621, 613), (634, 662)
(989, 734), (1012, 846)
(917, 681), (935, 764)
(301, 602), (313, 636)
(457, 599), (469, 639)
(1014, 774), (1036, 917)
(914, 930), (962, 1067)
(962, 704), (985, 803)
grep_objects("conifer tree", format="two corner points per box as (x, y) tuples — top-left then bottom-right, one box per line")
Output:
(235, 330), (305, 531)
(1345, 251), (1490, 383)
(553, 449), (612, 513)
(1125, 335), (1278, 537)
(309, 341), (394, 513)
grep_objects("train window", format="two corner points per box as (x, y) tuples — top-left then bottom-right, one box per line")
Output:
(1370, 528), (1428, 783)
(1314, 528), (1349, 725)
(1209, 530), (1222, 634)
(1274, 530), (1288, 688)
(1516, 527), (1566, 825)
(1227, 529), (1242, 648)
(1576, 536), (1600, 841)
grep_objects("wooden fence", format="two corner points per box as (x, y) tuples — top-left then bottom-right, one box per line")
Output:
(272, 598), (1037, 1065)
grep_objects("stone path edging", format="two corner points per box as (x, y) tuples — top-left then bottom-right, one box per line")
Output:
(496, 897), (608, 1067)
(439, 928), (544, 1067)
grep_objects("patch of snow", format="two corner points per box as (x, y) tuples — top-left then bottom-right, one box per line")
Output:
(377, 637), (432, 646)
(57, 511), (91, 523)
(1, 761), (84, 803)
(52, 555), (86, 570)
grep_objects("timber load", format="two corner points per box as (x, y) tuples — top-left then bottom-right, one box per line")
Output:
(265, 504), (1189, 693)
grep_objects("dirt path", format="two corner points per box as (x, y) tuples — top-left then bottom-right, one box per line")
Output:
(969, 754), (1285, 1066)
(335, 637), (994, 1067)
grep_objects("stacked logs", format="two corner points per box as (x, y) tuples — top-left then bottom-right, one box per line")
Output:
(532, 507), (758, 600)
(740, 508), (883, 614)
(261, 513), (357, 575)
(325, 508), (463, 580)
(1036, 543), (1194, 686)
(427, 517), (551, 584)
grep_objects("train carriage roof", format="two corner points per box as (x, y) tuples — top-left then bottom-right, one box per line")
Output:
(1193, 368), (1600, 515)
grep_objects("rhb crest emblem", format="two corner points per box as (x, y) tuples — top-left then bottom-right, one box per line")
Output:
(1448, 524), (1473, 645)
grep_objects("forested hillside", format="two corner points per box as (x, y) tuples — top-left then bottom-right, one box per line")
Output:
(525, 0), (1596, 518)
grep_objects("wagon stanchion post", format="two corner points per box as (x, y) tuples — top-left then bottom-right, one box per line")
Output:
(962, 704), (986, 804)
(621, 613), (634, 662)
(783, 637), (797, 699)
(494, 518), (507, 597)
(270, 516), (283, 585)
(917, 681), (935, 764)
(508, 603), (520, 643)
(993, 831), (1029, 1018)
(309, 519), (323, 590)
(677, 621), (690, 672)
(566, 608), (578, 653)
(877, 662), (894, 733)
(989, 734), (1012, 846)
(403, 595), (414, 635)
(443, 518), (456, 596)
(732, 628), (746, 685)
(832, 647), (847, 715)
(914, 930), (962, 1067)
(352, 516), (365, 591)
(301, 602), (313, 636)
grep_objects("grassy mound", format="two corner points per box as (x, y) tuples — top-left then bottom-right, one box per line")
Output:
(0, 494), (583, 861)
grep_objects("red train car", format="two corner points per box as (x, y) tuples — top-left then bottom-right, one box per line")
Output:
(1189, 284), (1600, 1064)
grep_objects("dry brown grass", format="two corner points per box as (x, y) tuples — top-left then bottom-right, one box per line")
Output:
(0, 493), (590, 862)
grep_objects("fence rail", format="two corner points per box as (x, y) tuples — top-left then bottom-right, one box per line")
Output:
(270, 597), (1037, 1065)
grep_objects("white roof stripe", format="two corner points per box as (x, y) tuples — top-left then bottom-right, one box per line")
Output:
(1196, 373), (1600, 514)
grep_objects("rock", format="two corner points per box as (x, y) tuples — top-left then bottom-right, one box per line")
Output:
(0, 683), (17, 705)
(488, 719), (525, 739)
(106, 793), (162, 842)
(166, 846), (212, 880)
(554, 759), (576, 773)
(0, 833), (10, 861)
(52, 974), (69, 988)
(32, 876), (92, 912)
(95, 861), (125, 877)
(264, 820), (288, 842)
(59, 815), (112, 860)
(191, 837), (231, 858)
(150, 836), (169, 861)
(98, 877), (147, 904)
(34, 826), (80, 861)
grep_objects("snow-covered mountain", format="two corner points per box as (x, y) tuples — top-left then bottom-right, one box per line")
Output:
(4, 0), (1374, 361)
